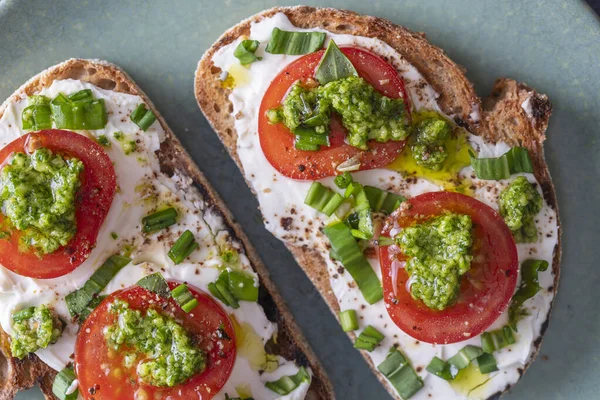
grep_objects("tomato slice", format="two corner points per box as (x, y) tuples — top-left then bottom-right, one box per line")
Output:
(379, 192), (519, 344)
(258, 47), (410, 180)
(0, 130), (116, 279)
(75, 281), (236, 400)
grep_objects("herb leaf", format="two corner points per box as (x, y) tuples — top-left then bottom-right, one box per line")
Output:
(234, 40), (261, 65)
(315, 40), (358, 85)
(265, 28), (325, 55)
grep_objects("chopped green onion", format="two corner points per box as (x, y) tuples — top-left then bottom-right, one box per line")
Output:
(265, 366), (310, 395)
(481, 325), (516, 353)
(130, 103), (157, 131)
(168, 230), (199, 264)
(339, 309), (359, 332)
(323, 223), (383, 304)
(171, 284), (199, 313)
(304, 182), (344, 217)
(377, 349), (423, 399)
(52, 366), (78, 400)
(334, 172), (353, 189)
(509, 259), (549, 330)
(22, 104), (52, 130)
(65, 255), (131, 318)
(142, 207), (178, 233)
(68, 89), (93, 102)
(344, 182), (374, 239)
(293, 126), (330, 150)
(136, 272), (171, 298)
(470, 147), (534, 180)
(477, 353), (499, 374)
(234, 40), (261, 65)
(448, 345), (483, 370)
(50, 93), (107, 130)
(377, 236), (394, 246)
(315, 40), (358, 85)
(12, 307), (35, 323)
(77, 295), (106, 323)
(28, 95), (50, 106)
(208, 269), (258, 308)
(363, 186), (405, 214)
(265, 28), (325, 55)
(426, 357), (457, 381)
(354, 325), (385, 352)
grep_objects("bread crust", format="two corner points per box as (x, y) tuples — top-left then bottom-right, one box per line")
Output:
(0, 58), (333, 400)
(194, 6), (561, 400)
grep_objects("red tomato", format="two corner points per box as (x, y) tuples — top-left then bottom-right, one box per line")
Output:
(75, 281), (236, 400)
(258, 47), (410, 180)
(0, 130), (116, 279)
(379, 192), (519, 344)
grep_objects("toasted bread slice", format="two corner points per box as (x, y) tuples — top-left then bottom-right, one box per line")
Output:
(195, 6), (561, 400)
(0, 58), (333, 400)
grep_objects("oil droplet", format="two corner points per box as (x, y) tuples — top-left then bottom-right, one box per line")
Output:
(231, 315), (268, 371)
(449, 363), (492, 399)
(221, 63), (251, 89)
(387, 129), (474, 195)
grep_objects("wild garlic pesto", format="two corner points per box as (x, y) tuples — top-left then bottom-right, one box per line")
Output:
(410, 115), (453, 171)
(104, 299), (206, 387)
(0, 148), (83, 254)
(498, 176), (543, 243)
(269, 76), (409, 150)
(395, 213), (473, 310)
(10, 305), (64, 359)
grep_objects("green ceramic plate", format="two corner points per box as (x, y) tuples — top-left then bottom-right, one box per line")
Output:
(2, 0), (598, 399)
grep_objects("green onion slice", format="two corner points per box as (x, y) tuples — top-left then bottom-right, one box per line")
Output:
(142, 207), (178, 233)
(49, 91), (107, 130)
(377, 348), (423, 399)
(293, 126), (330, 150)
(334, 172), (353, 189)
(344, 182), (374, 239)
(323, 222), (383, 304)
(477, 353), (499, 374)
(363, 186), (405, 214)
(470, 147), (534, 180)
(168, 230), (199, 264)
(448, 345), (484, 370)
(426, 357), (458, 381)
(12, 306), (36, 323)
(354, 325), (385, 352)
(509, 259), (549, 330)
(22, 104), (52, 130)
(171, 284), (199, 313)
(315, 40), (358, 85)
(265, 28), (325, 55)
(339, 309), (359, 332)
(265, 366), (310, 395)
(52, 366), (79, 400)
(234, 40), (261, 65)
(136, 272), (171, 298)
(481, 325), (516, 353)
(208, 269), (258, 308)
(65, 255), (131, 318)
(304, 182), (344, 217)
(130, 103), (157, 131)
(77, 295), (106, 323)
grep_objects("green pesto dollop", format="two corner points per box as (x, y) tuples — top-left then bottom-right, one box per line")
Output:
(104, 300), (206, 387)
(269, 76), (409, 150)
(10, 305), (64, 359)
(396, 213), (473, 310)
(0, 148), (83, 254)
(498, 176), (543, 243)
(410, 116), (452, 171)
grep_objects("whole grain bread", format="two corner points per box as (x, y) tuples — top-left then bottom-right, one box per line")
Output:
(0, 58), (333, 400)
(194, 6), (561, 400)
